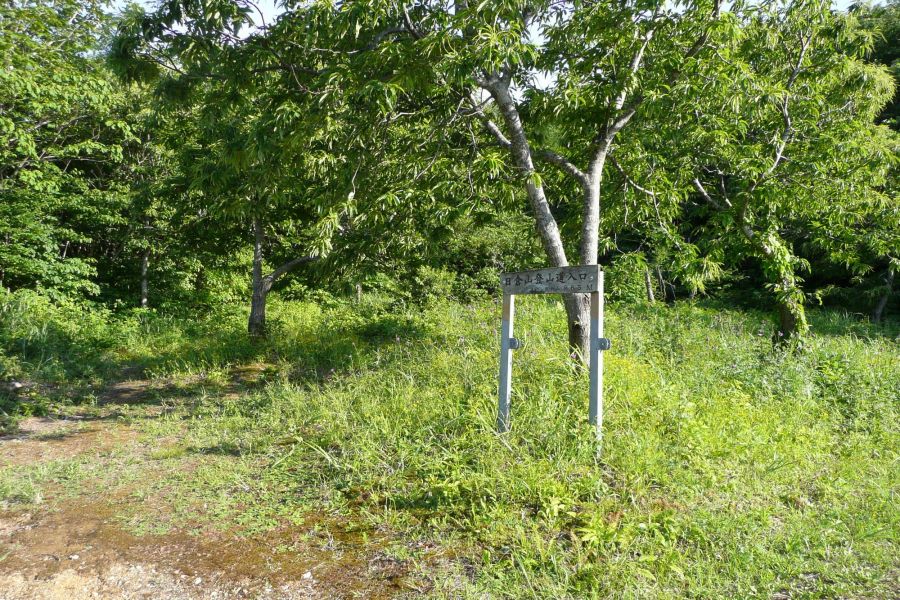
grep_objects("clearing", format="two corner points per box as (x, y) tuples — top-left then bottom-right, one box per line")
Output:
(0, 297), (897, 598)
(0, 386), (422, 600)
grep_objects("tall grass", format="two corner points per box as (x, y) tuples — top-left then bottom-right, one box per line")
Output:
(1, 288), (897, 597)
(253, 299), (897, 598)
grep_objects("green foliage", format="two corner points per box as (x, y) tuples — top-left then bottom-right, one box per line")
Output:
(0, 290), (120, 383)
(195, 299), (900, 597)
(409, 266), (457, 305)
(2, 0), (896, 339)
(0, 288), (124, 427)
(655, 1), (898, 335)
(606, 252), (655, 304)
(2, 295), (896, 596)
(1, 0), (897, 593)
(0, 0), (136, 297)
(855, 0), (900, 129)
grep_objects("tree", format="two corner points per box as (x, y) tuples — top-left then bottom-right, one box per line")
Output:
(113, 2), (332, 336)
(0, 0), (134, 297)
(675, 1), (895, 339)
(854, 0), (900, 128)
(111, 0), (522, 335)
(109, 0), (898, 347)
(853, 0), (900, 321)
(271, 0), (725, 362)
(162, 86), (327, 337)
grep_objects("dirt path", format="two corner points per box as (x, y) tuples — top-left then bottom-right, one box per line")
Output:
(0, 396), (417, 599)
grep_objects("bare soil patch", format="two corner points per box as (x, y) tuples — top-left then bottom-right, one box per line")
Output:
(99, 379), (158, 405)
(0, 379), (417, 600)
(0, 502), (412, 600)
(0, 417), (132, 468)
(0, 500), (408, 599)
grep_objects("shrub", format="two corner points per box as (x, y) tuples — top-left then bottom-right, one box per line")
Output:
(605, 252), (655, 303)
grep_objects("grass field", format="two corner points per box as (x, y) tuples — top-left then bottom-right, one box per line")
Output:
(1, 290), (898, 598)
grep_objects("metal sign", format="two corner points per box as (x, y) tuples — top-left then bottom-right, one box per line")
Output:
(497, 265), (610, 441)
(500, 265), (601, 295)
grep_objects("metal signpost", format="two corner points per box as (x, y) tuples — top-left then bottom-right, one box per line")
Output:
(497, 265), (610, 440)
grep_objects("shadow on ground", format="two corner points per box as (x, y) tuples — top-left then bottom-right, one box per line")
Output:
(0, 356), (440, 599)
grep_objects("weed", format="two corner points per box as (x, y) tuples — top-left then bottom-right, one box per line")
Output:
(1, 292), (897, 597)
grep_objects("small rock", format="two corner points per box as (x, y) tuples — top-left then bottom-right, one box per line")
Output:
(301, 571), (313, 580)
(68, 554), (80, 560)
(194, 577), (203, 585)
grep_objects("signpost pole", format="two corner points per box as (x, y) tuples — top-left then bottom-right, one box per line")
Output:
(497, 293), (515, 432)
(498, 266), (606, 437)
(588, 272), (604, 440)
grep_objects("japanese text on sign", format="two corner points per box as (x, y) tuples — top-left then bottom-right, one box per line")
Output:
(500, 265), (601, 295)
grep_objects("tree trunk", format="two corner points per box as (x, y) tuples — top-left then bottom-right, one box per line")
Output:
(774, 297), (806, 344)
(734, 201), (807, 343)
(773, 275), (808, 343)
(488, 82), (570, 269)
(249, 278), (270, 339)
(247, 217), (317, 339)
(564, 293), (591, 362)
(579, 155), (607, 265)
(139, 248), (150, 308)
(488, 80), (593, 364)
(656, 266), (674, 303)
(249, 218), (268, 339)
(644, 268), (655, 303)
(873, 269), (894, 324)
(656, 266), (664, 301)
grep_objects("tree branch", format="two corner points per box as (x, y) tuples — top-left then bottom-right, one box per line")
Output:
(465, 91), (585, 181)
(402, 5), (424, 40)
(612, 157), (657, 199)
(749, 32), (811, 193)
(536, 148), (586, 181)
(265, 255), (318, 284)
(595, 28), (655, 153)
(692, 177), (727, 211)
(593, 1), (721, 161)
